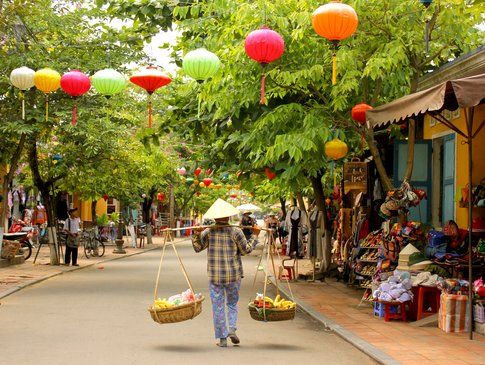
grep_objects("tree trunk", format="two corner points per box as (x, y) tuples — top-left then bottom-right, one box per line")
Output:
(310, 173), (333, 275)
(91, 200), (97, 225)
(27, 136), (60, 265)
(279, 197), (286, 218)
(364, 127), (393, 192)
(296, 192), (307, 213)
(403, 119), (416, 182)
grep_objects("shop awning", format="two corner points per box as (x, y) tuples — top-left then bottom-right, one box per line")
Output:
(367, 73), (485, 128)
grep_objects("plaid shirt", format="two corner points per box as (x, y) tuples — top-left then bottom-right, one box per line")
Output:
(192, 225), (257, 285)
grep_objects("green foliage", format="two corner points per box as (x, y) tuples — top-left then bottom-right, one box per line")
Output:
(96, 213), (109, 226)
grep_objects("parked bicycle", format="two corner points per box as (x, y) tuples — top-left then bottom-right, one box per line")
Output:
(80, 227), (105, 259)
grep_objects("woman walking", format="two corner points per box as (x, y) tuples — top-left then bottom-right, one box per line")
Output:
(192, 199), (260, 347)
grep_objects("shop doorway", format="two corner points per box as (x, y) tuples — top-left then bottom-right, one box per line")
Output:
(431, 133), (456, 227)
(393, 140), (432, 223)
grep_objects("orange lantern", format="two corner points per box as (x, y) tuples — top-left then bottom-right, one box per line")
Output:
(312, 1), (358, 85)
(324, 138), (348, 160)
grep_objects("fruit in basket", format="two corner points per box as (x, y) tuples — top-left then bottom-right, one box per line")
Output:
(153, 298), (174, 309)
(252, 294), (295, 309)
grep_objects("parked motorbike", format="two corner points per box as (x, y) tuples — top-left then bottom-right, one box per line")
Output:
(5, 219), (40, 261)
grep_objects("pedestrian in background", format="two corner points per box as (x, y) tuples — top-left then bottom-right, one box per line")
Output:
(64, 208), (80, 266)
(240, 210), (255, 240)
(192, 199), (260, 348)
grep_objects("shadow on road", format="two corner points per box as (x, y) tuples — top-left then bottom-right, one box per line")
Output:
(153, 344), (210, 353)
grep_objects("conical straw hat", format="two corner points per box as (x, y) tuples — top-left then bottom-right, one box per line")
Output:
(203, 198), (240, 219)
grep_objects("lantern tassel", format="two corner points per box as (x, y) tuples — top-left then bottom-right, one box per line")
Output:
(72, 101), (77, 126)
(425, 20), (430, 54)
(147, 95), (153, 128)
(197, 94), (201, 119)
(332, 53), (337, 85)
(45, 95), (49, 123)
(21, 98), (25, 120)
(260, 73), (267, 105)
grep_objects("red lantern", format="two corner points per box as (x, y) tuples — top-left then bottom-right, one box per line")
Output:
(351, 103), (372, 125)
(203, 177), (213, 187)
(245, 27), (285, 105)
(102, 194), (109, 201)
(60, 70), (91, 126)
(265, 167), (276, 181)
(129, 66), (171, 128)
(312, 2), (358, 85)
(194, 167), (202, 177)
(205, 168), (213, 176)
(230, 193), (237, 199)
(157, 192), (165, 201)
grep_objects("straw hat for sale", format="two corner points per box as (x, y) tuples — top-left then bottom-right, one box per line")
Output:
(203, 198), (240, 219)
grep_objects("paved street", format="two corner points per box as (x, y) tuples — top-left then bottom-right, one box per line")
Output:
(0, 239), (375, 365)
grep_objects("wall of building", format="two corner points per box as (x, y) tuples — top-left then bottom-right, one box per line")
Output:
(423, 104), (485, 228)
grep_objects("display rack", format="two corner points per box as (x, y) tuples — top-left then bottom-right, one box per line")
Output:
(356, 237), (380, 306)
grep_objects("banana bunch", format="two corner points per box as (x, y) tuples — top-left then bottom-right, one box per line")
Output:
(273, 294), (296, 309)
(153, 298), (174, 310)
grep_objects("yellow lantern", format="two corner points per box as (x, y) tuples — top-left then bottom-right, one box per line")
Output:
(199, 182), (205, 188)
(324, 138), (348, 160)
(34, 68), (61, 122)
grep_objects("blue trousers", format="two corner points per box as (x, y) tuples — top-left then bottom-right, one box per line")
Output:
(209, 280), (241, 339)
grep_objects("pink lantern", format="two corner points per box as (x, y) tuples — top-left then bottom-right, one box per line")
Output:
(177, 167), (187, 176)
(60, 70), (91, 126)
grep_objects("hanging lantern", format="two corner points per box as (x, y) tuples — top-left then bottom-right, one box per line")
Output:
(420, 0), (432, 8)
(199, 181), (205, 188)
(324, 138), (348, 160)
(92, 69), (126, 96)
(230, 193), (237, 199)
(177, 167), (187, 176)
(265, 167), (276, 181)
(129, 66), (171, 128)
(185, 177), (194, 186)
(221, 172), (230, 180)
(194, 167), (202, 177)
(351, 103), (372, 125)
(60, 70), (91, 126)
(10, 67), (35, 120)
(312, 1), (358, 85)
(203, 177), (213, 187)
(245, 27), (285, 105)
(182, 48), (220, 81)
(205, 168), (213, 176)
(157, 192), (166, 201)
(34, 68), (61, 122)
(103, 194), (109, 201)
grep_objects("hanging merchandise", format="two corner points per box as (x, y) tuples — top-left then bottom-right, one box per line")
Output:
(91, 69), (126, 96)
(10, 67), (35, 120)
(34, 68), (61, 122)
(351, 103), (373, 126)
(244, 27), (285, 105)
(129, 66), (171, 128)
(182, 48), (221, 118)
(379, 181), (427, 220)
(312, 1), (358, 85)
(60, 70), (91, 126)
(265, 167), (276, 181)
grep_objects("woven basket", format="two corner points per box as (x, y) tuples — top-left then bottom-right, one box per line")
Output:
(1, 240), (21, 260)
(148, 297), (204, 324)
(248, 302), (296, 322)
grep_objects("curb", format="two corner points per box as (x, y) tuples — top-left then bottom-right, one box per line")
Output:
(270, 278), (401, 365)
(0, 239), (189, 301)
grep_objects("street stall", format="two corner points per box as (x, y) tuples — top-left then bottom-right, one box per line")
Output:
(366, 73), (485, 338)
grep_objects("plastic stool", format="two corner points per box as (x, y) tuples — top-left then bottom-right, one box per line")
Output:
(374, 301), (398, 318)
(278, 258), (295, 281)
(416, 286), (441, 320)
(378, 301), (409, 322)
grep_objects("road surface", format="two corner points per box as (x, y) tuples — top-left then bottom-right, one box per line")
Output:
(0, 239), (376, 365)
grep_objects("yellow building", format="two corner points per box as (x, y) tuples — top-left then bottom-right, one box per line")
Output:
(418, 48), (485, 229)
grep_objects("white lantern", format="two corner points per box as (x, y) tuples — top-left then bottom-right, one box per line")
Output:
(10, 67), (35, 120)
(10, 66), (35, 90)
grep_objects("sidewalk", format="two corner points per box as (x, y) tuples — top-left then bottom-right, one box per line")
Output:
(276, 260), (485, 365)
(0, 235), (179, 300)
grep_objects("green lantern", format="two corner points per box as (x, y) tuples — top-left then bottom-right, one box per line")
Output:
(185, 177), (194, 186)
(182, 48), (220, 81)
(92, 69), (126, 96)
